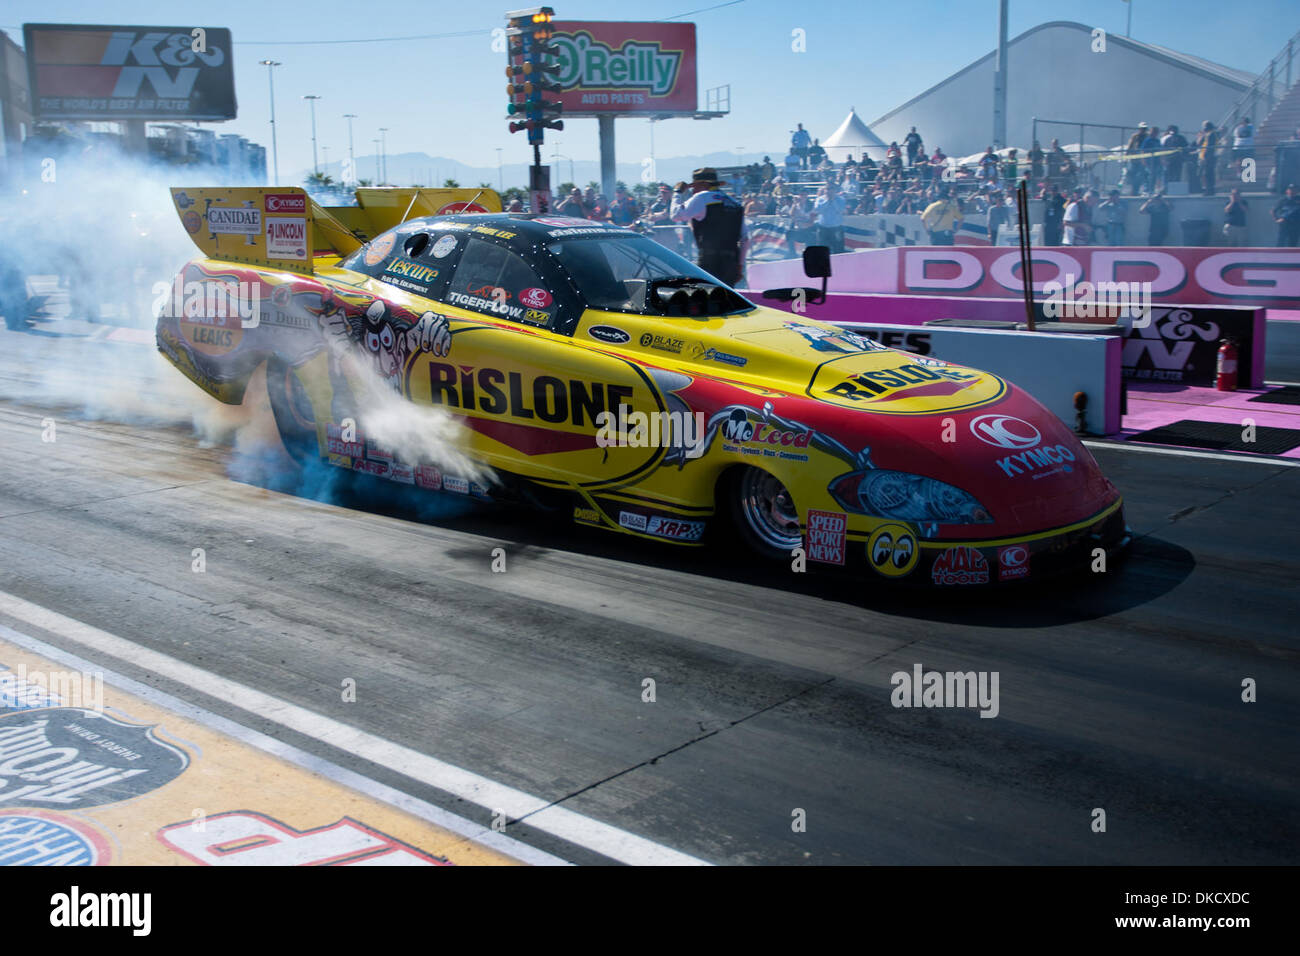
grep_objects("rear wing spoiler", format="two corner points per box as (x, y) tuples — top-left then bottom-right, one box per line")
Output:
(170, 186), (502, 275)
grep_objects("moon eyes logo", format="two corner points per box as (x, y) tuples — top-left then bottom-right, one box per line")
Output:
(867, 523), (919, 578)
(970, 414), (1041, 449)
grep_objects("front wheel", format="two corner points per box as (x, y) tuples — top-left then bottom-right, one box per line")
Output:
(265, 357), (320, 466)
(725, 466), (803, 561)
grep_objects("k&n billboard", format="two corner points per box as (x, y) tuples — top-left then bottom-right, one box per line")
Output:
(550, 21), (696, 117)
(23, 24), (236, 121)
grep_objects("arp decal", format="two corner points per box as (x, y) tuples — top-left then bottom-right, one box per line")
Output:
(158, 811), (451, 866)
(931, 546), (990, 586)
(997, 545), (1030, 581)
(0, 810), (112, 865)
(866, 523), (919, 578)
(0, 709), (190, 810)
(430, 235), (458, 258)
(810, 358), (1006, 415)
(805, 510), (847, 565)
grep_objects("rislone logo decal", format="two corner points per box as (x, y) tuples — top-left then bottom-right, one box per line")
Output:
(809, 357), (1006, 415)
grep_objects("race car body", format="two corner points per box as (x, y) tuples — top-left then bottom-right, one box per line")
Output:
(157, 186), (1129, 585)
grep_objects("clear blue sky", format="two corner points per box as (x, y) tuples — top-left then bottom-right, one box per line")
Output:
(3, 0), (1293, 176)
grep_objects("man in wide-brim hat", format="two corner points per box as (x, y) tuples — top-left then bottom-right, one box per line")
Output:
(670, 166), (749, 286)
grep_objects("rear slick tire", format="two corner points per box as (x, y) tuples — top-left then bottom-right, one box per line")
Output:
(265, 357), (320, 466)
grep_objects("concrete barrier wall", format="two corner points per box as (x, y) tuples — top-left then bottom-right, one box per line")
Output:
(831, 321), (1123, 435)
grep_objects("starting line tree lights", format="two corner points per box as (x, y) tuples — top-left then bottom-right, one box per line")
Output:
(506, 6), (563, 212)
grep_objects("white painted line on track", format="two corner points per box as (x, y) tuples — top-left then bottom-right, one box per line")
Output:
(0, 591), (710, 866)
(1083, 440), (1300, 468)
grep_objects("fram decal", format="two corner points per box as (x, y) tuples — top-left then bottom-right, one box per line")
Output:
(158, 811), (451, 866)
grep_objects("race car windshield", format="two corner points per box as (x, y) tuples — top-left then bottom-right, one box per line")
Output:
(549, 234), (754, 316)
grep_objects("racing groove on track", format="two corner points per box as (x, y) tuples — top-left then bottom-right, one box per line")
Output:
(0, 383), (1296, 863)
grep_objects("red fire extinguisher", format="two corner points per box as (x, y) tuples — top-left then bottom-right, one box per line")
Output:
(1216, 338), (1238, 391)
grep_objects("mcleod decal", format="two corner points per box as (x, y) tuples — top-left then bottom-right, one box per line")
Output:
(867, 523), (919, 578)
(554, 32), (683, 96)
(0, 709), (189, 809)
(416, 362), (634, 428)
(720, 408), (813, 462)
(810, 359), (1006, 415)
(931, 546), (990, 586)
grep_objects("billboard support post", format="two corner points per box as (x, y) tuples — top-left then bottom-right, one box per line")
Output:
(598, 115), (616, 201)
(122, 120), (147, 157)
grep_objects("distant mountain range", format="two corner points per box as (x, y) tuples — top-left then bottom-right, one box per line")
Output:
(296, 149), (783, 192)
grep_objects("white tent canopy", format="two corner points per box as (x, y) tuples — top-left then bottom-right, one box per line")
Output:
(822, 108), (888, 163)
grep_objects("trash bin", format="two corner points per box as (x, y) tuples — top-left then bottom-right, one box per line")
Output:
(1180, 218), (1211, 246)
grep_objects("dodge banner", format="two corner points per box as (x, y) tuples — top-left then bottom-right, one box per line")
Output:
(550, 21), (697, 116)
(23, 23), (237, 120)
(747, 247), (1300, 311)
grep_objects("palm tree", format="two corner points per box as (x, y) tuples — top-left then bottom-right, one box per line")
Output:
(306, 171), (335, 188)
(443, 178), (461, 188)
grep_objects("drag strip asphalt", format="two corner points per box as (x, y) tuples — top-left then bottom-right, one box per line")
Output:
(0, 333), (1295, 864)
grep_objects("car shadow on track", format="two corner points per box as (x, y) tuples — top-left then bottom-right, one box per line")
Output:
(233, 462), (1196, 629)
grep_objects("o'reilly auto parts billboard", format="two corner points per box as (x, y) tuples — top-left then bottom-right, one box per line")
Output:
(551, 21), (696, 116)
(23, 23), (236, 120)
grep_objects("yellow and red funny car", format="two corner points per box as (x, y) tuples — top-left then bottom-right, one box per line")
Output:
(157, 186), (1129, 585)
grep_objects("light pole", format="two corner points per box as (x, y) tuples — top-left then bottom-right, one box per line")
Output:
(259, 60), (281, 185)
(378, 128), (389, 184)
(372, 139), (381, 183)
(303, 94), (322, 175)
(1123, 0), (1132, 37)
(343, 113), (357, 185)
(496, 147), (504, 191)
